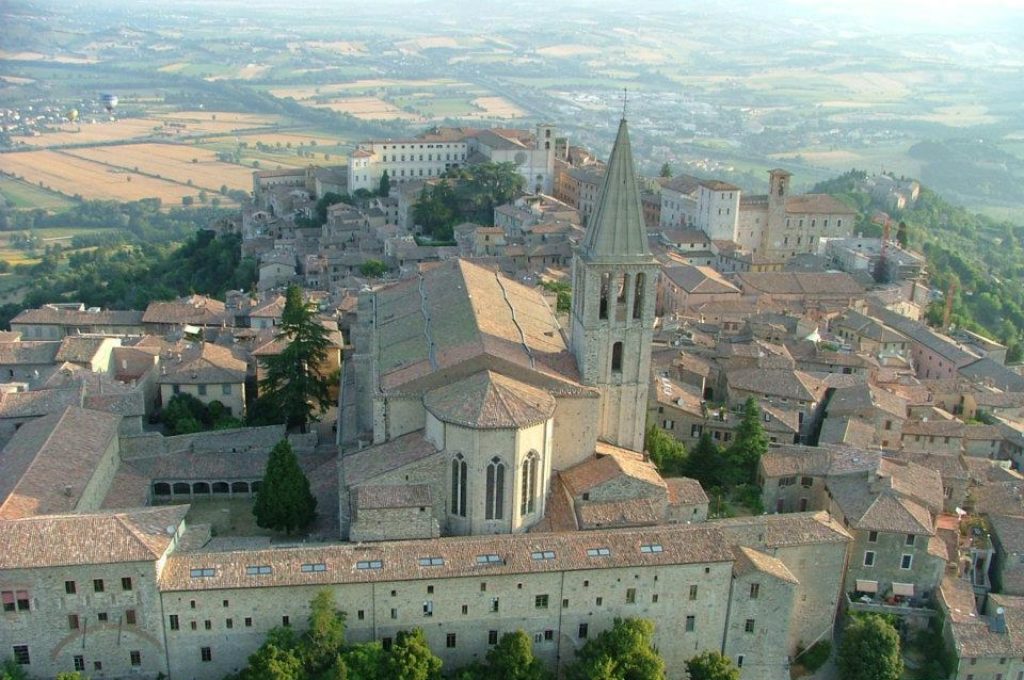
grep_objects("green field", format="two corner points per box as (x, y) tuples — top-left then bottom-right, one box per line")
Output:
(0, 177), (77, 210)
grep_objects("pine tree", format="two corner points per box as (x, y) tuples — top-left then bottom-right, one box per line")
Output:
(685, 431), (724, 489)
(379, 170), (391, 198)
(257, 286), (334, 432)
(253, 439), (317, 534)
(659, 162), (672, 178)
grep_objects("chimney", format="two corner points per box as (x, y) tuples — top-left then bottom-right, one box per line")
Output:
(990, 606), (1008, 634)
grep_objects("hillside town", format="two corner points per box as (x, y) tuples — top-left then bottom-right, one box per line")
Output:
(2, 115), (1024, 680)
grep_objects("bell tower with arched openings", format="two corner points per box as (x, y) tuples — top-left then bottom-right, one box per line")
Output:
(569, 117), (658, 452)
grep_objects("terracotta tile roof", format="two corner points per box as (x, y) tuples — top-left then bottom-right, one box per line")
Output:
(662, 264), (740, 295)
(990, 514), (1024, 554)
(159, 522), (735, 592)
(143, 295), (227, 326)
(576, 497), (664, 528)
(55, 336), (111, 363)
(943, 577), (1024, 658)
(355, 484), (432, 511)
(341, 431), (440, 487)
(561, 448), (666, 497)
(666, 477), (709, 506)
(736, 272), (864, 297)
(100, 461), (152, 510)
(0, 505), (188, 568)
(827, 383), (907, 419)
(715, 511), (852, 548)
(726, 368), (826, 402)
(733, 546), (798, 584)
(250, 295), (286, 319)
(0, 386), (82, 419)
(855, 493), (934, 535)
(10, 306), (144, 327)
(0, 406), (121, 519)
(373, 259), (583, 394)
(818, 416), (877, 448)
(785, 194), (857, 215)
(0, 341), (60, 365)
(157, 342), (246, 385)
(530, 472), (578, 533)
(424, 370), (556, 429)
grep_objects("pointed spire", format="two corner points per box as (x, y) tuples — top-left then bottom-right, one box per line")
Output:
(580, 118), (651, 262)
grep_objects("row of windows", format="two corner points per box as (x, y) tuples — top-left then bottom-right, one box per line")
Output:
(381, 152), (466, 163)
(863, 551), (914, 569)
(171, 384), (232, 396)
(60, 577), (133, 596)
(867, 531), (917, 547)
(8, 646), (142, 669)
(68, 609), (136, 628)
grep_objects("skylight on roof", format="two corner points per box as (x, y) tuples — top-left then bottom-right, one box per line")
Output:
(531, 551), (556, 561)
(356, 560), (383, 570)
(418, 557), (444, 567)
(301, 563), (327, 573)
(245, 565), (272, 576)
(586, 547), (611, 557)
(640, 544), (664, 554)
(189, 568), (216, 578)
(476, 554), (503, 564)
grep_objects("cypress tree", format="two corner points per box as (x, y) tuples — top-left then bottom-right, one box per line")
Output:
(253, 439), (317, 534)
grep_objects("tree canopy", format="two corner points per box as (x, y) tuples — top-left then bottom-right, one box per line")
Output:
(565, 618), (666, 680)
(413, 162), (526, 241)
(382, 628), (443, 680)
(837, 614), (903, 680)
(685, 651), (741, 680)
(255, 286), (334, 431)
(644, 423), (687, 477)
(483, 631), (550, 680)
(253, 438), (317, 535)
(724, 397), (769, 485)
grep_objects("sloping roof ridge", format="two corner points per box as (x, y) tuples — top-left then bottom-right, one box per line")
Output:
(491, 269), (535, 370)
(8, 406), (73, 502)
(112, 511), (167, 560)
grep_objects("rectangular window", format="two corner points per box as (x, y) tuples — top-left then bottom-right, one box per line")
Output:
(626, 588), (636, 604)
(197, 384), (207, 396)
(640, 544), (663, 554)
(864, 551), (876, 567)
(201, 647), (212, 662)
(301, 563), (327, 572)
(749, 583), (760, 599)
(382, 637), (393, 651)
(169, 614), (180, 630)
(245, 617), (252, 627)
(868, 531), (878, 543)
(93, 579), (104, 593)
(204, 620), (211, 630)
(68, 614), (80, 630)
(74, 656), (84, 672)
(391, 608), (397, 620)
(126, 609), (137, 625)
(689, 585), (698, 600)
(490, 598), (500, 613)
(800, 476), (813, 488)
(685, 616), (695, 632)
(121, 577), (133, 591)
(282, 616), (290, 627)
(901, 554), (913, 570)
(578, 623), (589, 639)
(12, 646), (29, 665)
(245, 565), (272, 576)
(596, 597), (603, 606)
(906, 534), (916, 547)
(130, 651), (142, 667)
(226, 618), (233, 629)
(446, 633), (456, 648)
(745, 618), (755, 633)
(488, 630), (498, 645)
(222, 384), (232, 395)
(423, 601), (433, 617)
(652, 594), (659, 603)
(98, 612), (108, 622)
(535, 594), (549, 609)
(65, 581), (76, 595)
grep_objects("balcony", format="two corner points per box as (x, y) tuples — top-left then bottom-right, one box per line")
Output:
(846, 589), (936, 618)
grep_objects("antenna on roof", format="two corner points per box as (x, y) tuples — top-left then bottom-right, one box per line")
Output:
(621, 88), (628, 120)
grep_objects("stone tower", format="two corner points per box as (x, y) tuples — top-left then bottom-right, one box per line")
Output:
(761, 168), (792, 256)
(569, 118), (658, 452)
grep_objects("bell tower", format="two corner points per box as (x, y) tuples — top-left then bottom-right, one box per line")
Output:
(569, 118), (658, 452)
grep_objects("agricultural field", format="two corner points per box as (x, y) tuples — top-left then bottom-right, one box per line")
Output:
(313, 96), (424, 121)
(0, 150), (207, 204)
(61, 144), (256, 193)
(0, 177), (76, 210)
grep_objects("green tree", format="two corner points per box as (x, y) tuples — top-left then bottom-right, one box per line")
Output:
(540, 280), (571, 313)
(55, 673), (85, 680)
(685, 431), (724, 489)
(379, 170), (391, 198)
(0, 660), (28, 680)
(565, 618), (666, 680)
(161, 392), (208, 435)
(359, 259), (388, 278)
(837, 614), (903, 680)
(484, 630), (550, 680)
(245, 641), (305, 680)
(382, 628), (442, 680)
(253, 439), (317, 534)
(896, 220), (908, 249)
(182, 195), (195, 206)
(413, 181), (457, 241)
(302, 590), (347, 674)
(257, 286), (334, 431)
(644, 423), (687, 477)
(659, 162), (673, 178)
(342, 642), (386, 680)
(685, 651), (740, 680)
(725, 398), (769, 485)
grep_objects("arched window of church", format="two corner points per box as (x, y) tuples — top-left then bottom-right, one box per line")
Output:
(617, 273), (628, 303)
(451, 454), (467, 517)
(599, 273), (611, 320)
(612, 342), (623, 373)
(520, 452), (539, 516)
(485, 457), (505, 520)
(632, 273), (646, 320)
